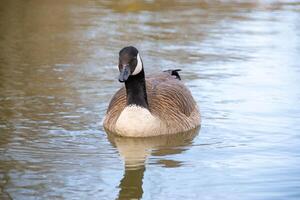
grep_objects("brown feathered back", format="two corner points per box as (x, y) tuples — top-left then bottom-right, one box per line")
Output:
(103, 72), (200, 135)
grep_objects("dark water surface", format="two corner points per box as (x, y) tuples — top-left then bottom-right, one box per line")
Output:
(1, 0), (300, 199)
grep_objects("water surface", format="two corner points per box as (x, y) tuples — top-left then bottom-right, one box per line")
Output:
(1, 0), (300, 199)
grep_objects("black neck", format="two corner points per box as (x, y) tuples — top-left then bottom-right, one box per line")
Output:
(124, 69), (148, 109)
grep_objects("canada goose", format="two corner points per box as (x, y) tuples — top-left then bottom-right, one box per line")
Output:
(103, 46), (200, 137)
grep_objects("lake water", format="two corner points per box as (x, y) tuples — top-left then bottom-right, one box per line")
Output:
(0, 1), (300, 199)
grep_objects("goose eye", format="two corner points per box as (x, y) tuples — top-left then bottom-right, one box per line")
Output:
(130, 58), (137, 64)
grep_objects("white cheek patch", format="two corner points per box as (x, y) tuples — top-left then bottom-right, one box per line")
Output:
(132, 53), (143, 75)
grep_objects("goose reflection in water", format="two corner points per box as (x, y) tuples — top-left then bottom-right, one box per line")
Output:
(106, 128), (200, 200)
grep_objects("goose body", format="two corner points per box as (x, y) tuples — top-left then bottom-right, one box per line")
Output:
(103, 47), (200, 137)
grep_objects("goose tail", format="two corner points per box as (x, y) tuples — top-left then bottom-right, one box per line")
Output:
(163, 69), (182, 80)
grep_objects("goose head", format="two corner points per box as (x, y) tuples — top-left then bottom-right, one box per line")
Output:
(118, 46), (143, 82)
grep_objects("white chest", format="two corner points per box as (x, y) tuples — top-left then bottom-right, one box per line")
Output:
(115, 106), (161, 137)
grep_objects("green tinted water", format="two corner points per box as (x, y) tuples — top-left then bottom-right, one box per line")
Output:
(0, 1), (300, 199)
